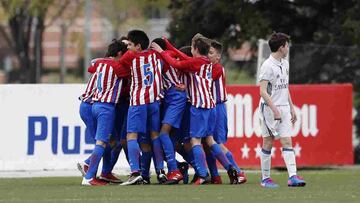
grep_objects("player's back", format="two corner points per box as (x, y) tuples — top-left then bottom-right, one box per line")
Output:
(92, 58), (123, 104)
(129, 50), (162, 106)
(186, 56), (214, 109)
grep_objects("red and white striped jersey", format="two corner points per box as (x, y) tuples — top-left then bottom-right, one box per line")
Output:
(212, 63), (227, 104)
(91, 58), (124, 104)
(123, 50), (162, 106)
(162, 64), (183, 90)
(160, 52), (215, 109)
(80, 73), (97, 103)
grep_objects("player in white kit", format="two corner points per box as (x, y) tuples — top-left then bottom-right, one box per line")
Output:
(258, 32), (306, 188)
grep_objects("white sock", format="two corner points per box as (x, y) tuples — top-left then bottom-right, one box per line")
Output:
(282, 148), (297, 177)
(260, 149), (272, 180)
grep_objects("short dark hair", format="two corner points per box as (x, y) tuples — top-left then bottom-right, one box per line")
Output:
(193, 37), (210, 56)
(268, 32), (290, 52)
(105, 39), (128, 57)
(211, 40), (223, 55)
(152, 38), (166, 50)
(127, 30), (149, 50)
(179, 46), (192, 57)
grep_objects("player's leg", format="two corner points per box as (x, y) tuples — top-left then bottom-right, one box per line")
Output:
(278, 106), (305, 187)
(121, 105), (145, 185)
(259, 103), (279, 188)
(204, 144), (221, 184)
(77, 101), (95, 176)
(160, 88), (187, 184)
(139, 138), (152, 185)
(82, 102), (115, 186)
(147, 101), (169, 184)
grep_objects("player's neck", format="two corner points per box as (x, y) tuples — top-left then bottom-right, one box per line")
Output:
(271, 53), (283, 62)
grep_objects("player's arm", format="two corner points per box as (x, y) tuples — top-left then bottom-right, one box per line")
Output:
(160, 51), (199, 72)
(113, 51), (134, 78)
(288, 91), (297, 124)
(259, 80), (281, 120)
(163, 38), (191, 60)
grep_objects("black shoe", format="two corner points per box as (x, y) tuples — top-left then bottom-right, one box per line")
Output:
(156, 169), (168, 184)
(227, 166), (238, 184)
(177, 162), (189, 184)
(120, 172), (143, 186)
(142, 176), (151, 185)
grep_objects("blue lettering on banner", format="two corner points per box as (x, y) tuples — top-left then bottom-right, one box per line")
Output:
(27, 116), (95, 155)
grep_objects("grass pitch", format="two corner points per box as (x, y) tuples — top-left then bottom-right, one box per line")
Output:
(0, 168), (358, 203)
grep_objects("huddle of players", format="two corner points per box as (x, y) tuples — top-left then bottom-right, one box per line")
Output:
(77, 30), (247, 186)
(78, 29), (306, 188)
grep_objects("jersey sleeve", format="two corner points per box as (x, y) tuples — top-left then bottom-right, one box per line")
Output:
(87, 64), (96, 73)
(160, 51), (199, 72)
(258, 63), (274, 82)
(212, 63), (223, 80)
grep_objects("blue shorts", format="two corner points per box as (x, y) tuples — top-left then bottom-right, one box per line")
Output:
(92, 102), (116, 143)
(174, 102), (191, 143)
(213, 103), (228, 144)
(189, 106), (215, 138)
(127, 102), (160, 134)
(114, 97), (129, 141)
(79, 101), (96, 144)
(161, 87), (187, 128)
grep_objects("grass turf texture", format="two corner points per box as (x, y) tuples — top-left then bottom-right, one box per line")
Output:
(0, 169), (358, 203)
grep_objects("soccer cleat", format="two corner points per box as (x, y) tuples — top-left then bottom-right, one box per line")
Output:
(178, 162), (189, 184)
(99, 173), (123, 184)
(227, 166), (239, 184)
(288, 175), (306, 187)
(81, 177), (108, 186)
(164, 170), (183, 185)
(237, 171), (247, 184)
(156, 169), (168, 184)
(261, 178), (279, 188)
(77, 162), (89, 177)
(211, 175), (222, 184)
(142, 176), (151, 185)
(194, 175), (211, 185)
(120, 172), (143, 186)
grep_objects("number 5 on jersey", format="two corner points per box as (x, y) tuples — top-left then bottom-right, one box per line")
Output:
(143, 63), (154, 86)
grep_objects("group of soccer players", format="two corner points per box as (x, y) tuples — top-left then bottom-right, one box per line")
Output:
(77, 29), (306, 188)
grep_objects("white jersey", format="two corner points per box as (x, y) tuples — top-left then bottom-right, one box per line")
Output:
(258, 55), (289, 106)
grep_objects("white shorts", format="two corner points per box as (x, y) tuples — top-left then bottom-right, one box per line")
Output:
(260, 103), (291, 139)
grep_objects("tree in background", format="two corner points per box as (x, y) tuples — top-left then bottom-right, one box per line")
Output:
(0, 0), (72, 83)
(97, 0), (170, 39)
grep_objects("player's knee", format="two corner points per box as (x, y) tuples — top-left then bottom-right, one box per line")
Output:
(96, 140), (107, 148)
(140, 143), (151, 152)
(280, 137), (292, 148)
(127, 132), (137, 140)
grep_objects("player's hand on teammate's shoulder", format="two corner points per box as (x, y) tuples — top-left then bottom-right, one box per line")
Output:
(151, 42), (163, 53)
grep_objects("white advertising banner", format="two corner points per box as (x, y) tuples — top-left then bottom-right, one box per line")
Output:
(0, 84), (126, 172)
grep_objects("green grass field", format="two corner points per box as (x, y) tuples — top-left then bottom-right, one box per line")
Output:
(0, 169), (358, 203)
